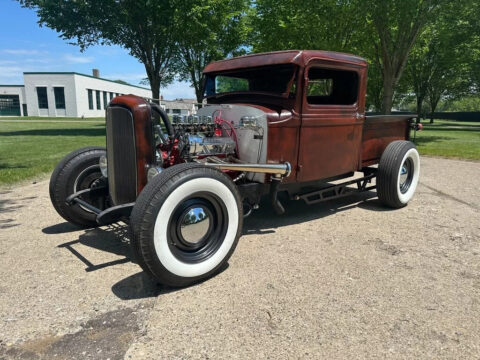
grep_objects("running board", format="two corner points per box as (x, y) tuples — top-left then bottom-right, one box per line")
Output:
(299, 173), (376, 205)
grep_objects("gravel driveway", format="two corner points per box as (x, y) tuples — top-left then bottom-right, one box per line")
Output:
(0, 156), (479, 359)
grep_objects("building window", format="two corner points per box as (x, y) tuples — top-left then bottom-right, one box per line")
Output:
(36, 87), (48, 109)
(54, 87), (65, 109)
(103, 91), (108, 109)
(96, 90), (101, 110)
(88, 89), (93, 110)
(109, 92), (114, 101)
(172, 109), (181, 114)
(116, 93), (120, 97)
(165, 109), (170, 113)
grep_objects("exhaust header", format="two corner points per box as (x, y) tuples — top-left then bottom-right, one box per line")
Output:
(205, 162), (292, 177)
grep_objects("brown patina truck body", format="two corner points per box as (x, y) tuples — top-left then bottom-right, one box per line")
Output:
(203, 50), (413, 185)
(52, 50), (420, 286)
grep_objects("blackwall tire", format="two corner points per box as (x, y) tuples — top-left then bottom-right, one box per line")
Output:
(377, 140), (420, 208)
(130, 163), (243, 287)
(49, 146), (106, 228)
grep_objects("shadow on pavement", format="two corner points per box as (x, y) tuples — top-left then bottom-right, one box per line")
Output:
(42, 222), (83, 234)
(0, 193), (33, 229)
(51, 223), (133, 272)
(243, 190), (391, 235)
(44, 190), (389, 299)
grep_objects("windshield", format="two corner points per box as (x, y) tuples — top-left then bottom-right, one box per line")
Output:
(204, 64), (296, 98)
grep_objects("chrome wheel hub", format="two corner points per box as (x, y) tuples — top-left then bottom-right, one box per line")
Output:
(180, 207), (211, 244)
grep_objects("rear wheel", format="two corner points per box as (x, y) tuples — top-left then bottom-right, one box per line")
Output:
(49, 146), (107, 228)
(130, 164), (243, 287)
(377, 140), (420, 208)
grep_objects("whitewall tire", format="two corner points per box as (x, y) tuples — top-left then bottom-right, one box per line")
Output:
(130, 164), (243, 287)
(377, 141), (420, 208)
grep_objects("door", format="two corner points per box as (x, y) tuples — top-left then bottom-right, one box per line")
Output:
(297, 62), (365, 182)
(0, 95), (21, 116)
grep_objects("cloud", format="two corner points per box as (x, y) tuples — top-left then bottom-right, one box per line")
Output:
(3, 49), (48, 56)
(0, 66), (24, 77)
(63, 54), (94, 64)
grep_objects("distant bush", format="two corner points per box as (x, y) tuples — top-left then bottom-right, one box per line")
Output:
(444, 96), (480, 112)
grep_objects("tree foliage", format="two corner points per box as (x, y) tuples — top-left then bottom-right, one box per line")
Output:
(404, 0), (479, 121)
(251, 0), (475, 114)
(19, 0), (179, 102)
(19, 0), (480, 111)
(174, 0), (249, 103)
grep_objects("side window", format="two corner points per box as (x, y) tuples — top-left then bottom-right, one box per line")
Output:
(306, 67), (358, 105)
(307, 78), (333, 97)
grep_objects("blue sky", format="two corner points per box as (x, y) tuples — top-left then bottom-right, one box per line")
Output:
(0, 0), (195, 99)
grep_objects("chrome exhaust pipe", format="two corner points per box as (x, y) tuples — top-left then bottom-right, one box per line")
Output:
(205, 161), (292, 177)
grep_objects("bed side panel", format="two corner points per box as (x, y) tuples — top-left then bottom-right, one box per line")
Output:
(361, 116), (412, 167)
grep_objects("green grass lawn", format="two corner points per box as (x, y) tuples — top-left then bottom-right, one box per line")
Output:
(0, 120), (105, 186)
(0, 116), (104, 121)
(413, 119), (480, 160)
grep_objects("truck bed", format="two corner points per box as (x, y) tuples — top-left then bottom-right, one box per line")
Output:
(361, 115), (415, 167)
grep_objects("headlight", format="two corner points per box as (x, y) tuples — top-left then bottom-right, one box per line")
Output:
(99, 155), (108, 177)
(147, 166), (162, 182)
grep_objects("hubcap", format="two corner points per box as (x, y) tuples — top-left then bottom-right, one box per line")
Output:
(399, 158), (414, 194)
(167, 193), (228, 263)
(180, 207), (211, 244)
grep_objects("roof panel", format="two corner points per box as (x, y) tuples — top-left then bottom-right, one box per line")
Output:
(203, 50), (367, 74)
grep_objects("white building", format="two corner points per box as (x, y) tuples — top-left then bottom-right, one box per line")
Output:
(0, 70), (152, 117)
(160, 98), (198, 116)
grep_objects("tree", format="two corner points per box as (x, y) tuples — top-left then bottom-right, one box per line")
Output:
(251, 0), (455, 114)
(252, 0), (365, 53)
(173, 0), (250, 103)
(364, 0), (448, 114)
(114, 80), (131, 86)
(404, 0), (479, 121)
(19, 0), (177, 102)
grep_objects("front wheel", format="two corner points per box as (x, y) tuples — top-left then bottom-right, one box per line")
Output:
(49, 146), (107, 228)
(377, 140), (420, 208)
(130, 164), (243, 287)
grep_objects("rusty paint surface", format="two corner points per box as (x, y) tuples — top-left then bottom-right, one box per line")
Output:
(205, 50), (414, 182)
(110, 95), (153, 194)
(203, 50), (367, 74)
(361, 116), (412, 166)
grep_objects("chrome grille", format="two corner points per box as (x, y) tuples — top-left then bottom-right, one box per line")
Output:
(106, 106), (137, 205)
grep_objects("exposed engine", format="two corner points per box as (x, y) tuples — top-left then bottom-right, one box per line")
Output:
(173, 115), (237, 158)
(153, 104), (269, 182)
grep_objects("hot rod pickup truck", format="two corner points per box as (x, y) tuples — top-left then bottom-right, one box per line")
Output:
(50, 50), (421, 286)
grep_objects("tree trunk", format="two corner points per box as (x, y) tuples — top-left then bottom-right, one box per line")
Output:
(416, 95), (424, 120)
(381, 73), (395, 114)
(194, 76), (206, 104)
(144, 64), (161, 104)
(150, 77), (161, 104)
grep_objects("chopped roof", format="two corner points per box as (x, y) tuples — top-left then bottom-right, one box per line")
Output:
(203, 50), (367, 74)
